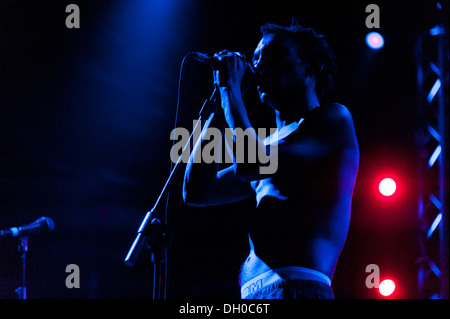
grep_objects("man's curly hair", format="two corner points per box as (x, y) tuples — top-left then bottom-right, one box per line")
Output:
(260, 19), (337, 100)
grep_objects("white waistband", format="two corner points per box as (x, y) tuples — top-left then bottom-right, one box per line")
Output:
(240, 266), (331, 299)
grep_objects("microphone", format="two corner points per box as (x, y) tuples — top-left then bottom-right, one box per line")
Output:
(190, 51), (256, 73)
(189, 51), (216, 65)
(0, 216), (55, 238)
(189, 51), (260, 90)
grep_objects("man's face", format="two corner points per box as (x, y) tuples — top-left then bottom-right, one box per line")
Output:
(252, 34), (311, 110)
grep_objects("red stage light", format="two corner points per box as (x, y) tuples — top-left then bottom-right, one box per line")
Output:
(378, 178), (396, 196)
(379, 279), (396, 297)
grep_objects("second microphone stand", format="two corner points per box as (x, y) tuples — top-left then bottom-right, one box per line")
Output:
(16, 237), (28, 299)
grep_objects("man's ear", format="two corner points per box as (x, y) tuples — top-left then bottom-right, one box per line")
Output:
(305, 63), (315, 78)
(306, 61), (324, 78)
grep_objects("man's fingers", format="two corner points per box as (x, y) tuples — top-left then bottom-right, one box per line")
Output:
(214, 50), (246, 62)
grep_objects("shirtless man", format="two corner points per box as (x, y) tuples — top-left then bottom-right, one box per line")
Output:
(182, 22), (359, 299)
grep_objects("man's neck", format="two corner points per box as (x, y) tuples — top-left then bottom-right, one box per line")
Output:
(276, 92), (320, 129)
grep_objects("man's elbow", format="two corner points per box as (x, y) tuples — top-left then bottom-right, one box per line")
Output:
(182, 183), (196, 206)
(182, 189), (200, 207)
(182, 183), (209, 207)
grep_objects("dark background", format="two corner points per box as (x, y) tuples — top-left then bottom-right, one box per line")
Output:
(0, 0), (447, 299)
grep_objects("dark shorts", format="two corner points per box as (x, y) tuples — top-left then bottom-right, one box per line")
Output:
(243, 279), (335, 299)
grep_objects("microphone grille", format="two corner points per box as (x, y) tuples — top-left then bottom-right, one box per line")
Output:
(41, 216), (55, 232)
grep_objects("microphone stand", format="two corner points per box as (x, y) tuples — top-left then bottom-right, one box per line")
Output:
(16, 237), (28, 299)
(124, 86), (220, 299)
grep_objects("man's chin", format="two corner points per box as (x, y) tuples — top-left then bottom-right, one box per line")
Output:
(259, 92), (277, 109)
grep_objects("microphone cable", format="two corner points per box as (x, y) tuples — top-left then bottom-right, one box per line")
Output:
(162, 52), (192, 299)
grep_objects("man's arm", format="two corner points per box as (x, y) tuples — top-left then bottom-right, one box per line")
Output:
(215, 53), (273, 182)
(183, 51), (263, 206)
(182, 115), (253, 207)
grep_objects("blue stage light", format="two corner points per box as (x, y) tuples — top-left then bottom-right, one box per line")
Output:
(428, 145), (442, 167)
(427, 79), (441, 103)
(427, 213), (442, 239)
(366, 32), (384, 50)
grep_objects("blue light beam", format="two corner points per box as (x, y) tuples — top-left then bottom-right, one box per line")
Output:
(427, 79), (441, 103)
(427, 213), (442, 239)
(428, 145), (442, 167)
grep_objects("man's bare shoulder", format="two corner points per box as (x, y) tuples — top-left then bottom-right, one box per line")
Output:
(306, 102), (358, 152)
(320, 102), (354, 123)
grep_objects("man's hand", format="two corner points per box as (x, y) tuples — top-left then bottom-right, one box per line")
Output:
(213, 50), (250, 93)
